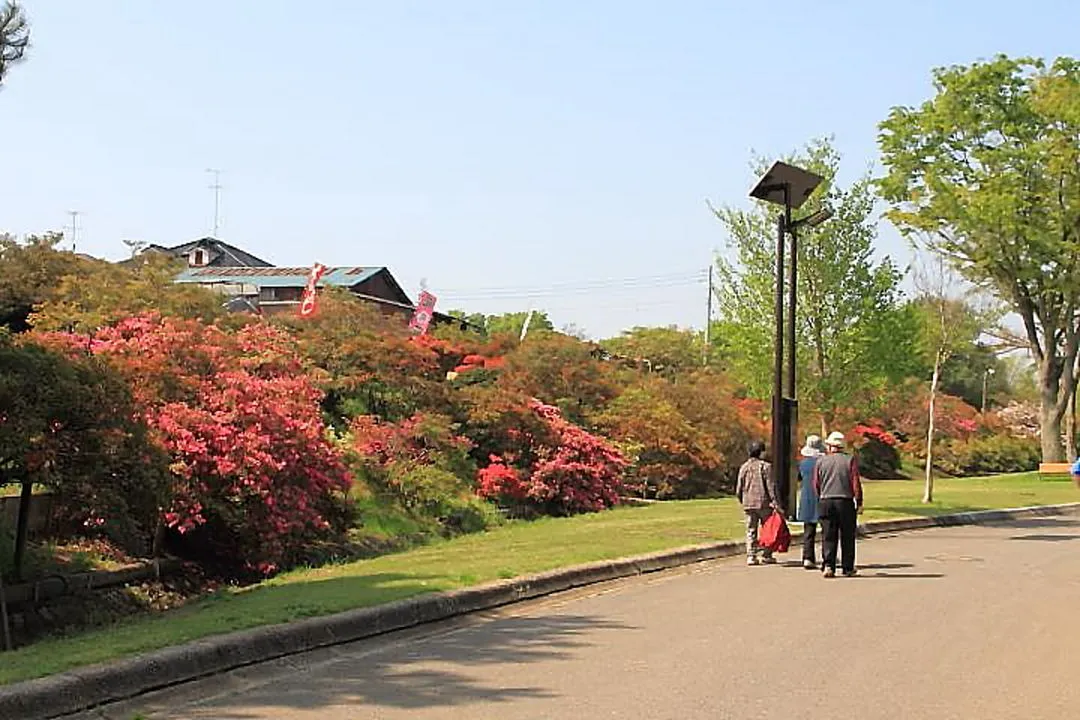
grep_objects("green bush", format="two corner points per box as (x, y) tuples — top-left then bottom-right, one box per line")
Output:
(383, 463), (501, 536)
(856, 438), (903, 479)
(934, 434), (1041, 476)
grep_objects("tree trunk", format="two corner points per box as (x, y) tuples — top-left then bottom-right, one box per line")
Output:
(12, 480), (33, 581)
(923, 359), (940, 504)
(1067, 382), (1077, 462)
(1040, 367), (1066, 463)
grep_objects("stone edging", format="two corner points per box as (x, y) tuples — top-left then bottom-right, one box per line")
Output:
(2, 501), (1078, 720)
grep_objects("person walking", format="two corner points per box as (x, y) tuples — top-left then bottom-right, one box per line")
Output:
(812, 431), (863, 578)
(797, 434), (826, 570)
(736, 440), (781, 566)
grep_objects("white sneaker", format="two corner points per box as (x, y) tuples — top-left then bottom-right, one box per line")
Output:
(823, 567), (836, 578)
(803, 559), (816, 570)
(747, 556), (760, 566)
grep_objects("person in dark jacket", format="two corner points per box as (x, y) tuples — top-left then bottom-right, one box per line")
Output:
(812, 431), (864, 578)
(797, 434), (826, 570)
(736, 440), (780, 566)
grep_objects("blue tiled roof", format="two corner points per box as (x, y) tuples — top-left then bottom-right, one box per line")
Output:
(176, 266), (383, 288)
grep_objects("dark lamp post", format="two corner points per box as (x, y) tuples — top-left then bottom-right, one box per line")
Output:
(749, 161), (830, 519)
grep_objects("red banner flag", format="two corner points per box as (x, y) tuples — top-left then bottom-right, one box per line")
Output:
(408, 290), (438, 335)
(299, 263), (328, 317)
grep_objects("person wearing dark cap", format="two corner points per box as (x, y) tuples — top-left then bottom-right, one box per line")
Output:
(736, 439), (781, 566)
(812, 431), (864, 578)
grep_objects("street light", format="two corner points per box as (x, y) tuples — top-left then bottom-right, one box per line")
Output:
(749, 161), (830, 519)
(982, 367), (995, 415)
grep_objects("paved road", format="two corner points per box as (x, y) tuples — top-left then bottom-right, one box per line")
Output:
(74, 516), (1080, 720)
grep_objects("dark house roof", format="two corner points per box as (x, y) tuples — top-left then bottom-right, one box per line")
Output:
(144, 237), (272, 268)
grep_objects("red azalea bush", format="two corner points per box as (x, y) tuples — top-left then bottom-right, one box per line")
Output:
(475, 456), (527, 502)
(476, 399), (627, 515)
(851, 424), (903, 479)
(37, 314), (353, 576)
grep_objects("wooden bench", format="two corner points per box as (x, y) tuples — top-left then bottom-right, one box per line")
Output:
(1038, 462), (1075, 477)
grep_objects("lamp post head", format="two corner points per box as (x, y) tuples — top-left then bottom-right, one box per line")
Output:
(749, 161), (825, 210)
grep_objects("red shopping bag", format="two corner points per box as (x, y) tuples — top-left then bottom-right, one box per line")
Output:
(760, 511), (791, 553)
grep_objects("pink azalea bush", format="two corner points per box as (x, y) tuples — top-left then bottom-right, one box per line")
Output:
(38, 315), (352, 575)
(476, 399), (627, 515)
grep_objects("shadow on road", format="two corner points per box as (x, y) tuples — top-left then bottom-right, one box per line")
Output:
(858, 563), (913, 570)
(1010, 534), (1080, 542)
(146, 613), (636, 718)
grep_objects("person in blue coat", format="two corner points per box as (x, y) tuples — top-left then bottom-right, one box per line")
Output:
(797, 434), (826, 570)
(1072, 456), (1080, 486)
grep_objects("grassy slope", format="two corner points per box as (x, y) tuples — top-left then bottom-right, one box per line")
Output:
(0, 472), (1074, 685)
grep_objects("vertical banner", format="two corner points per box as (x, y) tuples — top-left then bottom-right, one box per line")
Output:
(299, 263), (328, 317)
(409, 290), (438, 335)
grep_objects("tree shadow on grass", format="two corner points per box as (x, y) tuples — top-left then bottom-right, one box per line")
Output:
(98, 608), (636, 719)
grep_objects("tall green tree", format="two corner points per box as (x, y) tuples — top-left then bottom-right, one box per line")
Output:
(446, 310), (556, 339)
(712, 137), (916, 433)
(878, 55), (1080, 461)
(0, 233), (223, 333)
(0, 1), (29, 87)
(601, 326), (704, 375)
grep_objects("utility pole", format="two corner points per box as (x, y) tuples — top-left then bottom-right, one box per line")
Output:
(66, 210), (80, 252)
(703, 265), (713, 366)
(206, 169), (222, 237)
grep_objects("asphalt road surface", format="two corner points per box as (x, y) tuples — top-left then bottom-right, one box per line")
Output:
(72, 516), (1080, 720)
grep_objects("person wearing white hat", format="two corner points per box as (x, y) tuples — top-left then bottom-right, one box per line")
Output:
(812, 431), (864, 578)
(797, 434), (826, 570)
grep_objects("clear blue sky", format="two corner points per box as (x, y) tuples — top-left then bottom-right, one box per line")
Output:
(3, 1), (1077, 337)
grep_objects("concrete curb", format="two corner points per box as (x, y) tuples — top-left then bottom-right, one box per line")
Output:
(3, 501), (1079, 720)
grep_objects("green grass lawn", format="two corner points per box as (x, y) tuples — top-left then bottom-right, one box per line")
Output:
(0, 472), (1074, 686)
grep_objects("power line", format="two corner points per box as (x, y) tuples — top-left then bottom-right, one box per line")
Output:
(436, 270), (707, 301)
(435, 269), (705, 293)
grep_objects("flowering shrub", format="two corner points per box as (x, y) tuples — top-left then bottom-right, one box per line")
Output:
(476, 456), (527, 502)
(38, 315), (353, 576)
(851, 424), (903, 479)
(594, 373), (761, 499)
(476, 399), (627, 515)
(992, 402), (1041, 438)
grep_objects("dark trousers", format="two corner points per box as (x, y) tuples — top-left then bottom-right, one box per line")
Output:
(802, 522), (818, 563)
(819, 498), (857, 572)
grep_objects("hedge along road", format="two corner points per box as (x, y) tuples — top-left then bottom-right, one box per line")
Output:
(0, 472), (1075, 688)
(70, 512), (1080, 720)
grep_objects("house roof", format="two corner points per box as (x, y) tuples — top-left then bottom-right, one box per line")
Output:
(176, 266), (385, 288)
(147, 237), (273, 267)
